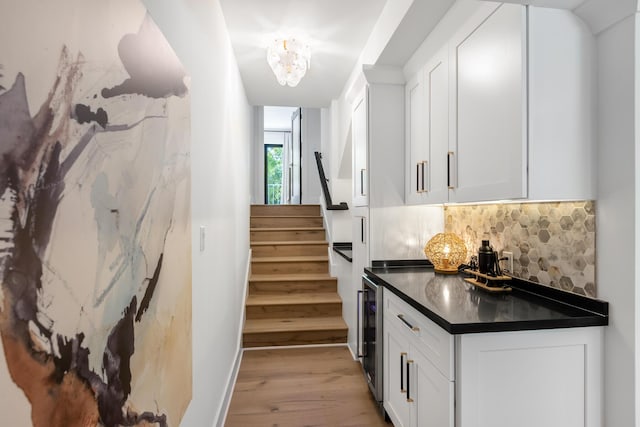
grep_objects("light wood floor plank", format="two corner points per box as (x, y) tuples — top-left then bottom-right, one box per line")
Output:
(225, 346), (390, 427)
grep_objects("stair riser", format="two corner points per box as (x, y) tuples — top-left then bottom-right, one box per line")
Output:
(251, 230), (326, 242)
(251, 261), (329, 275)
(251, 244), (328, 257)
(246, 303), (342, 320)
(250, 217), (324, 228)
(251, 205), (321, 217)
(249, 281), (337, 294)
(243, 329), (347, 348)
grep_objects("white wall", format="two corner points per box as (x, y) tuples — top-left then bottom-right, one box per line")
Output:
(636, 13), (640, 427)
(141, 1), (252, 426)
(633, 12), (640, 426)
(252, 106), (264, 204)
(595, 12), (636, 427)
(369, 206), (444, 260)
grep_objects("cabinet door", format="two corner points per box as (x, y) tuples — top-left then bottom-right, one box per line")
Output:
(384, 318), (412, 427)
(449, 3), (527, 203)
(411, 346), (454, 427)
(423, 48), (450, 204)
(457, 328), (603, 427)
(352, 210), (369, 340)
(406, 49), (449, 205)
(405, 71), (426, 205)
(352, 89), (368, 206)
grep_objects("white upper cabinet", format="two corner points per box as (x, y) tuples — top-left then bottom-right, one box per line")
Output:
(526, 6), (595, 200)
(405, 73), (425, 205)
(351, 66), (405, 208)
(449, 3), (527, 202)
(404, 4), (595, 204)
(406, 47), (450, 205)
(352, 89), (369, 207)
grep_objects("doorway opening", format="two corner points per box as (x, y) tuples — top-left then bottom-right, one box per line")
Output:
(263, 106), (301, 205)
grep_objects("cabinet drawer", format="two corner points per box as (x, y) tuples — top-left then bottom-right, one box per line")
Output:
(385, 291), (454, 380)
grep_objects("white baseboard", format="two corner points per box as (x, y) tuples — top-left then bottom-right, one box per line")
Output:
(215, 249), (251, 427)
(348, 342), (360, 361)
(215, 348), (243, 427)
(240, 249), (251, 336)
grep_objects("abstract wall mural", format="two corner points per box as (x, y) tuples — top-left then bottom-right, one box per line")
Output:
(0, 1), (191, 426)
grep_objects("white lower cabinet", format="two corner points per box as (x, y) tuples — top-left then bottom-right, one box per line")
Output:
(384, 292), (454, 427)
(383, 291), (603, 427)
(456, 328), (602, 427)
(413, 346), (454, 427)
(384, 322), (412, 427)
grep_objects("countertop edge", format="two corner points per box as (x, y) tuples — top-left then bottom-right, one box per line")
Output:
(332, 242), (352, 263)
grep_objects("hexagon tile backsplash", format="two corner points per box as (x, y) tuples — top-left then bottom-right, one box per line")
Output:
(444, 201), (596, 297)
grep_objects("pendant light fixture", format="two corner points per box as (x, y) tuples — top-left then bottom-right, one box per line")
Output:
(266, 37), (311, 87)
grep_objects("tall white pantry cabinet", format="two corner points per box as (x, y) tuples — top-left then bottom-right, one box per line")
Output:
(350, 66), (405, 319)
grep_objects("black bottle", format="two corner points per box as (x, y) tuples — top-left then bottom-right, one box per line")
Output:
(478, 240), (493, 275)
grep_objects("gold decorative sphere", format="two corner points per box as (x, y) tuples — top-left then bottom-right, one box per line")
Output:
(423, 233), (467, 274)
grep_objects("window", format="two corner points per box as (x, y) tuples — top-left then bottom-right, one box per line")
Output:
(264, 144), (283, 204)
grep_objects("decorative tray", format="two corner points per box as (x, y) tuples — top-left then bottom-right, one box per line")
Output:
(462, 269), (512, 293)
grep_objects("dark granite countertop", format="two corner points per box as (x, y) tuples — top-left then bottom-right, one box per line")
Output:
(364, 260), (608, 334)
(332, 242), (352, 263)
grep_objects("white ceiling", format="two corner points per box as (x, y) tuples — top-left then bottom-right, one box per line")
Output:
(219, 0), (387, 108)
(264, 106), (297, 130)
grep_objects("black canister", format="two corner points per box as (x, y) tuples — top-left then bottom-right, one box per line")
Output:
(478, 240), (494, 274)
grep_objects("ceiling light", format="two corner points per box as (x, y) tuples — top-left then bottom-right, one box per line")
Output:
(266, 38), (311, 87)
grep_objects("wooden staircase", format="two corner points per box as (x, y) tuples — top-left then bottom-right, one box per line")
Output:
(244, 205), (348, 348)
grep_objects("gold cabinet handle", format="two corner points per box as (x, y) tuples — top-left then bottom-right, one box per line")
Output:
(422, 160), (428, 192)
(397, 314), (420, 332)
(447, 151), (456, 189)
(360, 169), (366, 196)
(400, 352), (407, 393)
(406, 359), (414, 403)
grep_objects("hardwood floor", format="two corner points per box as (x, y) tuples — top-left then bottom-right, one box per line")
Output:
(225, 346), (390, 427)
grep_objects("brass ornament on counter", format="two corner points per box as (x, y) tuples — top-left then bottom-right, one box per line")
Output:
(424, 232), (467, 274)
(462, 269), (512, 293)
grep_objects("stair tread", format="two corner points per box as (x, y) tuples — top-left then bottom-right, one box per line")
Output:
(244, 316), (348, 334)
(250, 273), (336, 282)
(250, 227), (325, 231)
(250, 240), (328, 246)
(250, 215), (323, 218)
(246, 293), (342, 306)
(252, 255), (329, 263)
(250, 205), (322, 218)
